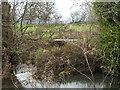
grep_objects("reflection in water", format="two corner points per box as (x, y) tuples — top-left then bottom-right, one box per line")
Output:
(15, 64), (119, 88)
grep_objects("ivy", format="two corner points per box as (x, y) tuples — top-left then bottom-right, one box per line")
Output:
(94, 2), (120, 76)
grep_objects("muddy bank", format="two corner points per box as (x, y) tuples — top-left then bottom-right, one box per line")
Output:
(2, 79), (23, 88)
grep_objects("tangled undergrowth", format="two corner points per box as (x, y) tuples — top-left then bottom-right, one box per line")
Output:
(33, 43), (101, 82)
(12, 26), (101, 83)
(29, 30), (101, 82)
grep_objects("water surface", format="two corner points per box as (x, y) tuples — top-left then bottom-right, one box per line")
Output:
(15, 64), (119, 88)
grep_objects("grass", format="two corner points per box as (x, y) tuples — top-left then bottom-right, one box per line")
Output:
(14, 23), (99, 39)
(16, 23), (98, 32)
(16, 24), (38, 32)
(68, 24), (99, 31)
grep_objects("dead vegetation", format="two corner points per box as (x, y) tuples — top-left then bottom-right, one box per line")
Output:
(23, 29), (101, 82)
(7, 21), (101, 83)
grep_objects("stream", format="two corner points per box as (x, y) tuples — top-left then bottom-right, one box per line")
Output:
(3, 64), (120, 88)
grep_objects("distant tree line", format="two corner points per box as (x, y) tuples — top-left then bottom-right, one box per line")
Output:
(10, 1), (62, 24)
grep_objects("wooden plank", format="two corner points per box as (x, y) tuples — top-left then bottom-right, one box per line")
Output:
(53, 39), (78, 42)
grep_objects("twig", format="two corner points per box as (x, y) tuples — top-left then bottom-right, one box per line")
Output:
(79, 36), (96, 88)
(66, 58), (94, 86)
(109, 77), (114, 88)
(83, 49), (96, 88)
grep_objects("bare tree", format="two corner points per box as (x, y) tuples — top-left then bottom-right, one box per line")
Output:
(71, 11), (86, 23)
(85, 2), (98, 24)
(52, 12), (62, 23)
(70, 2), (88, 23)
(36, 1), (55, 23)
(23, 2), (38, 24)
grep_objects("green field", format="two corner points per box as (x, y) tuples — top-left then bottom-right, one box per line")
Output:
(14, 23), (99, 39)
(16, 23), (98, 31)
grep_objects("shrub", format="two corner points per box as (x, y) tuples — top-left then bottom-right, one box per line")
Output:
(94, 2), (120, 76)
(33, 41), (100, 82)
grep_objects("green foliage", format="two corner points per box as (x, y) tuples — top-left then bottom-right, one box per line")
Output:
(94, 2), (120, 26)
(100, 26), (120, 75)
(94, 2), (120, 75)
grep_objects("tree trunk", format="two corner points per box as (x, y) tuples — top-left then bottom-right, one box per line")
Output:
(2, 2), (22, 88)
(2, 2), (13, 80)
(2, 2), (13, 46)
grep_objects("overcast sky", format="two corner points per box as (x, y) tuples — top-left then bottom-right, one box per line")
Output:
(55, 0), (92, 21)
(55, 0), (73, 20)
